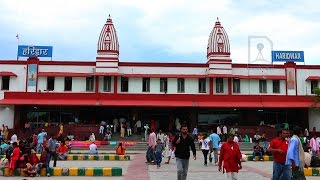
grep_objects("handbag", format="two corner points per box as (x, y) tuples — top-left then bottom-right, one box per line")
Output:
(291, 170), (306, 180)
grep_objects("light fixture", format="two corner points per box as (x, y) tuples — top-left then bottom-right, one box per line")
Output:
(258, 109), (264, 112)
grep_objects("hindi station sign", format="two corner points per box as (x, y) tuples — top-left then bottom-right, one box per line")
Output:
(17, 45), (53, 58)
(271, 51), (304, 62)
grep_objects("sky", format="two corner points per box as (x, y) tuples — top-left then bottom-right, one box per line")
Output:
(0, 0), (319, 64)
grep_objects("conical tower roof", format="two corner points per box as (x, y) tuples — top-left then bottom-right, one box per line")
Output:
(207, 18), (230, 57)
(97, 14), (119, 54)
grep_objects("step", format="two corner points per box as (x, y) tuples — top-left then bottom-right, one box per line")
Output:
(70, 141), (257, 151)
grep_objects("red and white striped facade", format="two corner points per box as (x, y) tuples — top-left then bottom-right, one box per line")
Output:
(0, 15), (320, 130)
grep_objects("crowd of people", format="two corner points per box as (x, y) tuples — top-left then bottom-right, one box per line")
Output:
(143, 123), (319, 180)
(0, 126), (71, 177)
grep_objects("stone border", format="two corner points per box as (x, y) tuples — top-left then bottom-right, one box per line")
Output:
(245, 155), (273, 161)
(304, 167), (320, 176)
(0, 154), (130, 161)
(0, 167), (122, 176)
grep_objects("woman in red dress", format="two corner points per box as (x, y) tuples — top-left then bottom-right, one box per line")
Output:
(218, 134), (242, 180)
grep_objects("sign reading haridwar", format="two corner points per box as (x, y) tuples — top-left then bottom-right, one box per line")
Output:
(17, 45), (53, 58)
(271, 51), (304, 62)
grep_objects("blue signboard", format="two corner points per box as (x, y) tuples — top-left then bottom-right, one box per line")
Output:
(271, 51), (304, 62)
(17, 45), (53, 57)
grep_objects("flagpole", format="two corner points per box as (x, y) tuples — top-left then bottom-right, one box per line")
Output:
(16, 34), (20, 61)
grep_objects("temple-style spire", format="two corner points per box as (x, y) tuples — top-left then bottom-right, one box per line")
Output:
(97, 14), (119, 54)
(206, 18), (232, 75)
(207, 18), (230, 58)
(96, 14), (120, 74)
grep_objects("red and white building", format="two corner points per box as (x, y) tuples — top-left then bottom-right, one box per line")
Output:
(0, 15), (319, 132)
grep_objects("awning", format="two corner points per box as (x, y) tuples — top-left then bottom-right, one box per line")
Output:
(0, 71), (17, 77)
(0, 99), (98, 106)
(197, 101), (233, 107)
(38, 72), (92, 77)
(99, 100), (194, 107)
(306, 76), (320, 81)
(197, 101), (264, 108)
(262, 101), (314, 108)
(123, 74), (207, 78)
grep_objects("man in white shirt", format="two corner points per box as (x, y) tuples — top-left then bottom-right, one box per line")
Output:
(113, 118), (119, 133)
(192, 127), (198, 142)
(89, 133), (96, 141)
(11, 133), (17, 143)
(222, 125), (228, 134)
(217, 126), (222, 135)
(88, 142), (98, 154)
(222, 125), (227, 142)
(233, 135), (239, 143)
(135, 120), (142, 135)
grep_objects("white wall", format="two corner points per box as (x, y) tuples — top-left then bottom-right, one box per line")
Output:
(38, 77), (90, 92)
(238, 79), (286, 95)
(116, 77), (209, 94)
(0, 105), (15, 128)
(55, 77), (65, 92)
(72, 77), (87, 92)
(150, 78), (160, 93)
(37, 77), (47, 91)
(39, 65), (95, 73)
(308, 109), (320, 131)
(248, 68), (285, 76)
(119, 66), (207, 75)
(296, 69), (320, 96)
(0, 64), (27, 93)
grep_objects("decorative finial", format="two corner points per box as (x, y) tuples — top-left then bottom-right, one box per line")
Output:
(217, 17), (219, 21)
(107, 14), (112, 23)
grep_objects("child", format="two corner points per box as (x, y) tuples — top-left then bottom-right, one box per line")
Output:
(154, 139), (164, 168)
(199, 133), (210, 166)
(8, 142), (20, 176)
(165, 132), (176, 164)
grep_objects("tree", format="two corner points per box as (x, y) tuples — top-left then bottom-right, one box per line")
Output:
(310, 87), (320, 110)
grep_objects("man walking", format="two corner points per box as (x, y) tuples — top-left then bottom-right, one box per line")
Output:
(37, 129), (46, 154)
(46, 134), (58, 176)
(146, 129), (156, 164)
(209, 129), (221, 165)
(218, 134), (242, 180)
(268, 129), (290, 180)
(286, 126), (306, 180)
(172, 125), (196, 180)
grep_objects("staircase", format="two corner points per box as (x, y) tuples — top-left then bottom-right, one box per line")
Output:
(71, 141), (257, 152)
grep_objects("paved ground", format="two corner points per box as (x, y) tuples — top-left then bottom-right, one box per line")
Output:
(4, 151), (319, 180)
